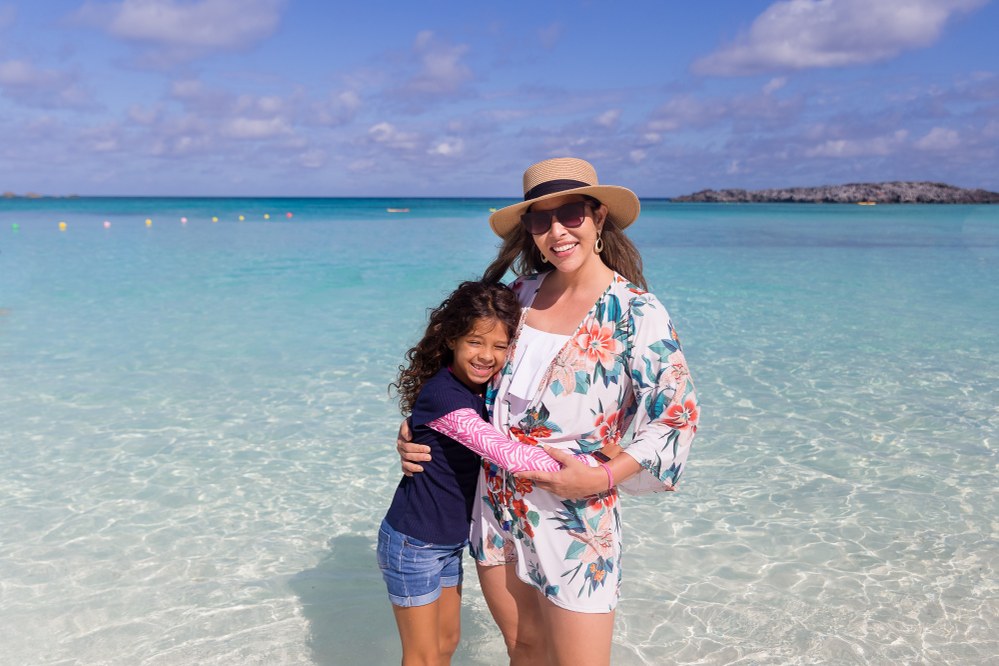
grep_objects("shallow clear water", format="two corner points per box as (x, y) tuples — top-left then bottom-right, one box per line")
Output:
(1, 199), (997, 665)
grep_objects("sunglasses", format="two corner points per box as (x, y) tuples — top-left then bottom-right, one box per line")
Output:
(520, 201), (592, 235)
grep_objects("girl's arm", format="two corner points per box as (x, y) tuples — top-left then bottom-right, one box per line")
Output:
(428, 408), (585, 473)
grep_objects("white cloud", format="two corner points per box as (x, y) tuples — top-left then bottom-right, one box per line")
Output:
(428, 137), (464, 157)
(312, 89), (361, 126)
(0, 59), (91, 108)
(805, 129), (909, 157)
(647, 95), (726, 132)
(595, 109), (621, 128)
(75, 0), (285, 61)
(128, 104), (160, 125)
(629, 149), (647, 164)
(915, 127), (960, 151)
(368, 122), (420, 150)
(763, 77), (787, 94)
(298, 149), (326, 169)
(407, 31), (472, 95)
(221, 116), (291, 139)
(0, 59), (43, 86)
(694, 0), (988, 76)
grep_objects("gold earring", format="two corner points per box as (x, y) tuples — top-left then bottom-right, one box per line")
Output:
(540, 253), (548, 264)
(594, 233), (604, 254)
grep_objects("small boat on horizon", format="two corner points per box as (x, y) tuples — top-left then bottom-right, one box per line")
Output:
(386, 208), (410, 213)
(857, 201), (877, 206)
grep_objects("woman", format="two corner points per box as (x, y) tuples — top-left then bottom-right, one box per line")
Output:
(398, 157), (698, 665)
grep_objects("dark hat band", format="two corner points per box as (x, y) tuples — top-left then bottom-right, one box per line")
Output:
(523, 179), (591, 201)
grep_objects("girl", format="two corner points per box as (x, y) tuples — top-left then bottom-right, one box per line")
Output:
(378, 280), (587, 666)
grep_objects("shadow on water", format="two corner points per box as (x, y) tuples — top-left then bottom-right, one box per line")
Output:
(289, 534), (401, 665)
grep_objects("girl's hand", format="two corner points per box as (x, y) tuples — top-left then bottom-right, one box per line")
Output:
(396, 419), (430, 476)
(514, 447), (607, 499)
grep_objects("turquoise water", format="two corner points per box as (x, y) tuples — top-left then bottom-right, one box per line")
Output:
(1, 199), (997, 665)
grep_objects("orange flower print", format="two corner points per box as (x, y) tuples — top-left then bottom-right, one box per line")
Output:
(588, 562), (606, 583)
(586, 490), (617, 512)
(514, 477), (534, 495)
(662, 397), (699, 431)
(593, 410), (623, 448)
(511, 425), (552, 445)
(572, 321), (623, 371)
(511, 498), (529, 519)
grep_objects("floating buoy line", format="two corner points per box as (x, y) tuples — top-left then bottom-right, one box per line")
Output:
(5, 212), (300, 232)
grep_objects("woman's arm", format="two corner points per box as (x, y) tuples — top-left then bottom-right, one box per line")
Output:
(515, 445), (641, 498)
(616, 294), (698, 494)
(396, 419), (430, 476)
(428, 408), (576, 473)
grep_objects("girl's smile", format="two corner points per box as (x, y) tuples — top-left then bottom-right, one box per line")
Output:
(448, 317), (510, 389)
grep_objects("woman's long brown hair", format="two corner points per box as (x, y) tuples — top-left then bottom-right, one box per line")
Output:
(482, 197), (647, 290)
(390, 281), (521, 415)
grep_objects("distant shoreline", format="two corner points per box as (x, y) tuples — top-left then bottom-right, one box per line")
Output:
(4, 181), (999, 203)
(672, 181), (999, 204)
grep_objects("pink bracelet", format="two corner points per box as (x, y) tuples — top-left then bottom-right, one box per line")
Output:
(598, 461), (614, 491)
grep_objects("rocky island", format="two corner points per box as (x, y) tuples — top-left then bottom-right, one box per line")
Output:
(673, 181), (999, 204)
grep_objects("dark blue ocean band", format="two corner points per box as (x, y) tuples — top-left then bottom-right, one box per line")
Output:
(523, 179), (590, 200)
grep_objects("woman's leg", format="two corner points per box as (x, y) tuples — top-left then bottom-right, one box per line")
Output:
(536, 598), (615, 666)
(391, 584), (462, 666)
(476, 562), (547, 665)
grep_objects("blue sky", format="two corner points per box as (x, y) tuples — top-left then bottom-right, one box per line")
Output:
(0, 0), (996, 196)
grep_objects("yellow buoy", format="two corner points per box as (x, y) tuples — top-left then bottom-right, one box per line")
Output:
(145, 218), (152, 227)
(212, 216), (219, 223)
(59, 221), (67, 231)
(238, 215), (245, 221)
(264, 213), (270, 220)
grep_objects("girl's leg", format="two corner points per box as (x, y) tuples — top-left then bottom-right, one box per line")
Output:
(436, 585), (463, 662)
(391, 600), (441, 666)
(476, 562), (547, 665)
(391, 585), (462, 666)
(536, 598), (615, 666)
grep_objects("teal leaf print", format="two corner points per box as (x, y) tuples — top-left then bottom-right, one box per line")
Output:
(595, 293), (622, 323)
(552, 501), (587, 534)
(565, 540), (587, 560)
(648, 391), (668, 420)
(649, 338), (678, 360)
(574, 370), (591, 394)
(550, 380), (564, 397)
(527, 511), (540, 527)
(642, 357), (657, 386)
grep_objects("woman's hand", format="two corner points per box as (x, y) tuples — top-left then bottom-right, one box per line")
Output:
(514, 447), (608, 499)
(396, 419), (431, 476)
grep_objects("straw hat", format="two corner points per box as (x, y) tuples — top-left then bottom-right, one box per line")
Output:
(488, 157), (641, 238)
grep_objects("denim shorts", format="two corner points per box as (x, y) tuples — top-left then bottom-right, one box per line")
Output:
(376, 519), (467, 607)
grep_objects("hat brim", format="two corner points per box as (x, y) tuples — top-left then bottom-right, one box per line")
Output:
(488, 185), (640, 238)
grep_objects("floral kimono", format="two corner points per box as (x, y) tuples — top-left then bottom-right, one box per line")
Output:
(469, 272), (698, 613)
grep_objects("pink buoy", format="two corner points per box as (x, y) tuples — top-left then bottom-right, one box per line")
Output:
(103, 220), (111, 229)
(286, 212), (293, 218)
(181, 217), (188, 224)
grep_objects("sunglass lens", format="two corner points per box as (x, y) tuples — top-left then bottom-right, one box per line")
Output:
(520, 211), (550, 234)
(520, 201), (589, 234)
(555, 202), (587, 228)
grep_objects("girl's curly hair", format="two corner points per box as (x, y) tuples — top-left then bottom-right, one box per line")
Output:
(391, 281), (521, 415)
